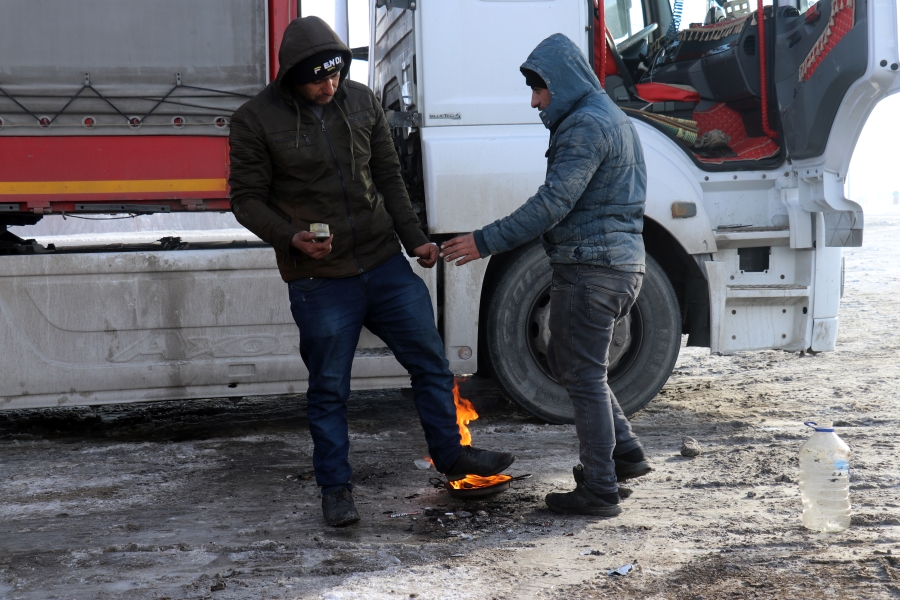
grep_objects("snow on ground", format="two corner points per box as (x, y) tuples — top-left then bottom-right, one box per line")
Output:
(1, 216), (899, 599)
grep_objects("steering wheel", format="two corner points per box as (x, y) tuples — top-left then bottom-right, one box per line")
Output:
(615, 23), (658, 54)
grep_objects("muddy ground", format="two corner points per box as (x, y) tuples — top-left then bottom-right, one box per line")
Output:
(2, 216), (900, 600)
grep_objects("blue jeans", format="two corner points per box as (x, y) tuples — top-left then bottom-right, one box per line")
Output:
(288, 252), (462, 495)
(546, 264), (644, 496)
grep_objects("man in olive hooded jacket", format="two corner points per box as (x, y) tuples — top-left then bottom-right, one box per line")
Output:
(229, 17), (514, 526)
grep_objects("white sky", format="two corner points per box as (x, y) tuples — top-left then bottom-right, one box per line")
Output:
(301, 0), (371, 83)
(304, 1), (900, 214)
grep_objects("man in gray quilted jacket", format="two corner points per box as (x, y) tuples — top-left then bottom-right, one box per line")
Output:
(440, 33), (651, 517)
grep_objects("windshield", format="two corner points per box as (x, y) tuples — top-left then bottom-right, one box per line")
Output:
(671, 0), (781, 32)
(603, 0), (646, 44)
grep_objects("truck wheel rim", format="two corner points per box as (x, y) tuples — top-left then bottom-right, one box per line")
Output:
(526, 284), (638, 382)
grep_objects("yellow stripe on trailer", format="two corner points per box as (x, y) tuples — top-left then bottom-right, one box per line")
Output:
(0, 179), (227, 195)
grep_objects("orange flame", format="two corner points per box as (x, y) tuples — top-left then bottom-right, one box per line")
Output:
(453, 379), (478, 447)
(448, 473), (513, 490)
(432, 379), (509, 489)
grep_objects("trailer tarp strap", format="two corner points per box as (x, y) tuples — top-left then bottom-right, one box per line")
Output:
(0, 81), (253, 128)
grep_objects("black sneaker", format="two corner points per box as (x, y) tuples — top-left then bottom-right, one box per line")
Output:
(572, 464), (635, 500)
(614, 447), (652, 482)
(443, 445), (515, 482)
(550, 464), (621, 516)
(321, 488), (360, 527)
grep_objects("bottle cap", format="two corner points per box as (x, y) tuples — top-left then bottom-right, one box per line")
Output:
(804, 421), (834, 432)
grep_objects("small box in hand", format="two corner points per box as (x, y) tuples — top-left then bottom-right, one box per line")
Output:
(310, 223), (330, 241)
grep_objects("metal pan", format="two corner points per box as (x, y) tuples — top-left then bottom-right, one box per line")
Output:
(445, 479), (511, 499)
(429, 474), (531, 500)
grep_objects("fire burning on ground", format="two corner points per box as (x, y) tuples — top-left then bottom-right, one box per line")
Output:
(448, 473), (513, 490)
(422, 379), (513, 492)
(446, 379), (512, 491)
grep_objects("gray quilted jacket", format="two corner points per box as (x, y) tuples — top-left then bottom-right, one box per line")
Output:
(474, 33), (646, 272)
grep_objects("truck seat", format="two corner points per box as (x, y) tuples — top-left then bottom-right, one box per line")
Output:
(593, 11), (779, 166)
(592, 21), (700, 106)
(634, 82), (700, 103)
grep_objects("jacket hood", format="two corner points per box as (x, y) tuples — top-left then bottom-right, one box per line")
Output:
(276, 16), (352, 93)
(520, 33), (602, 129)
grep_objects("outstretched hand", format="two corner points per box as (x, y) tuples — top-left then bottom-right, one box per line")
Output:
(413, 242), (439, 268)
(291, 231), (333, 259)
(440, 233), (481, 266)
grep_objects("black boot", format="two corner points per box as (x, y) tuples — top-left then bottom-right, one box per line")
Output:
(614, 447), (652, 482)
(572, 463), (635, 500)
(321, 488), (360, 527)
(443, 445), (515, 482)
(546, 468), (621, 517)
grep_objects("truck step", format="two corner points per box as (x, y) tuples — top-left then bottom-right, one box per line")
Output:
(714, 227), (790, 249)
(726, 284), (809, 305)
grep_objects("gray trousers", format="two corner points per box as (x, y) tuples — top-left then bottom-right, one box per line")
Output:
(546, 263), (644, 495)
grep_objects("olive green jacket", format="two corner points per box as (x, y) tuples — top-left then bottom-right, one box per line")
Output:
(228, 16), (428, 282)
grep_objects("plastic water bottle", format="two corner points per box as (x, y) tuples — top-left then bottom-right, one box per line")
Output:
(798, 421), (851, 532)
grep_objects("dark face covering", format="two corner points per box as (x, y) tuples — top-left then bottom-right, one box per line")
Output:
(521, 68), (547, 90)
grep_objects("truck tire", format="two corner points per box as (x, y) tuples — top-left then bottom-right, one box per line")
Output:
(486, 244), (681, 423)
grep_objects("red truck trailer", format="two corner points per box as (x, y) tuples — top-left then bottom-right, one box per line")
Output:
(0, 0), (439, 412)
(0, 0), (298, 248)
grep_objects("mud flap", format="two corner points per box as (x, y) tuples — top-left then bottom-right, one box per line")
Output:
(823, 211), (862, 248)
(811, 317), (838, 352)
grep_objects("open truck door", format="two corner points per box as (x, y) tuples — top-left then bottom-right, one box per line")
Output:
(773, 0), (900, 247)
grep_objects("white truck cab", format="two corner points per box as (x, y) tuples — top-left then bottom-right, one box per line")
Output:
(0, 0), (896, 420)
(369, 0), (899, 420)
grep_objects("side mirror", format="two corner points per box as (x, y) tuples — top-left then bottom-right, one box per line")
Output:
(351, 46), (369, 61)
